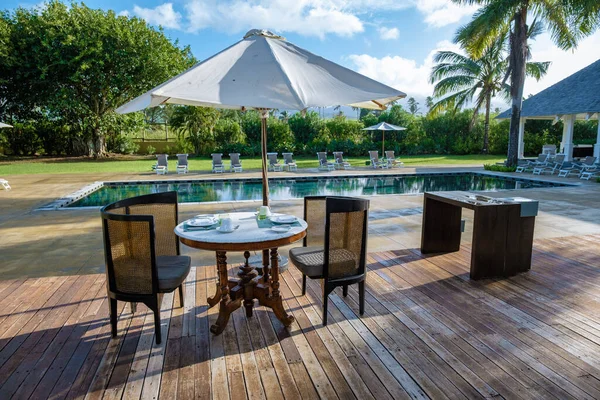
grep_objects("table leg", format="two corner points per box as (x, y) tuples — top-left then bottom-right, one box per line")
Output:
(207, 252), (223, 308)
(262, 249), (270, 284)
(210, 250), (241, 335)
(421, 196), (462, 253)
(266, 247), (294, 326)
(238, 250), (258, 317)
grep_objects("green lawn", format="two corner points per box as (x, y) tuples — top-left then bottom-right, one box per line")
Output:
(0, 154), (505, 175)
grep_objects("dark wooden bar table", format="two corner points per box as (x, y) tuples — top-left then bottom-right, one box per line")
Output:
(421, 191), (538, 280)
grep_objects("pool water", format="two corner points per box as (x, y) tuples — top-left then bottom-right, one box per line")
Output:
(68, 173), (565, 207)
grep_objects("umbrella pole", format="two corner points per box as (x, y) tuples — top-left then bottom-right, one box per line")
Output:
(261, 111), (269, 206)
(382, 131), (385, 156)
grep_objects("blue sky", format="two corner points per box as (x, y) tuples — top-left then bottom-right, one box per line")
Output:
(5, 0), (600, 113)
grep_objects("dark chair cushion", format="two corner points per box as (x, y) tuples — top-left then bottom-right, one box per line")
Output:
(289, 246), (357, 278)
(157, 255), (191, 292)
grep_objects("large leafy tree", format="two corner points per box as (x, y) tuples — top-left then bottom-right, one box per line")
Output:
(170, 106), (220, 155)
(0, 1), (195, 156)
(430, 33), (548, 153)
(452, 0), (600, 164)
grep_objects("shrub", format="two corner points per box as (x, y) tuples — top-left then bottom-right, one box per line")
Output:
(146, 145), (156, 155)
(483, 164), (516, 172)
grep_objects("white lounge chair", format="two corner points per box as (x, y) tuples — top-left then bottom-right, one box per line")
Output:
(317, 152), (335, 171)
(1, 179), (10, 190)
(368, 151), (388, 169)
(385, 150), (404, 168)
(533, 154), (565, 175)
(542, 144), (557, 156)
(155, 154), (168, 175)
(558, 156), (597, 177)
(211, 153), (224, 173)
(516, 154), (548, 173)
(267, 153), (283, 172)
(333, 152), (351, 170)
(229, 153), (243, 173)
(176, 154), (189, 174)
(282, 153), (297, 171)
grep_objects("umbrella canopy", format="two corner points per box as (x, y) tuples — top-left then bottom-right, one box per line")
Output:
(116, 29), (406, 205)
(0, 122), (12, 128)
(362, 122), (406, 155)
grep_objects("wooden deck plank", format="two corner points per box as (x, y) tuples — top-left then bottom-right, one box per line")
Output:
(1, 234), (600, 399)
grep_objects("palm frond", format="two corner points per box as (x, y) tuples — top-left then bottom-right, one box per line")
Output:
(525, 61), (550, 81)
(536, 0), (578, 50)
(432, 75), (478, 97)
(430, 63), (479, 83)
(454, 0), (518, 57)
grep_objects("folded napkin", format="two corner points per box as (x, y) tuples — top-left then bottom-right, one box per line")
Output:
(183, 223), (218, 232)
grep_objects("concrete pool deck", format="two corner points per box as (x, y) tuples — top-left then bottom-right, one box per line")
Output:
(1, 165), (599, 280)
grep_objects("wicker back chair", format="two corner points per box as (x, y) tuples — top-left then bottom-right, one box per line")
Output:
(101, 191), (191, 344)
(290, 196), (369, 325)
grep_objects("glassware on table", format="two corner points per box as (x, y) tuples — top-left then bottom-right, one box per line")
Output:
(258, 206), (271, 220)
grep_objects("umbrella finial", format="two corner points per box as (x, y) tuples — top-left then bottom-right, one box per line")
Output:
(244, 29), (285, 40)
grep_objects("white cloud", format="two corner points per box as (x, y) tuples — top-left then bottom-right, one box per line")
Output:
(117, 10), (130, 17)
(378, 27), (399, 40)
(348, 40), (462, 106)
(123, 0), (471, 38)
(184, 0), (364, 38)
(414, 0), (478, 28)
(132, 3), (182, 30)
(524, 30), (600, 97)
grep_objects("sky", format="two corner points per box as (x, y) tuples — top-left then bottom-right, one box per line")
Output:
(5, 0), (600, 114)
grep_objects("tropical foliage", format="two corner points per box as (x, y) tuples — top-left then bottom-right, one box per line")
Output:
(0, 1), (195, 157)
(429, 31), (549, 153)
(451, 0), (600, 165)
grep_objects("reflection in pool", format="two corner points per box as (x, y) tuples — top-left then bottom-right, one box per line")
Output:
(68, 173), (565, 207)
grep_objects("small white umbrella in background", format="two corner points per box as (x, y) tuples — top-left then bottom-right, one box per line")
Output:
(0, 122), (12, 128)
(362, 122), (406, 156)
(116, 29), (406, 206)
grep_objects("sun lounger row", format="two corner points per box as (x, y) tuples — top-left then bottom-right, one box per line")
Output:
(369, 150), (404, 169)
(516, 153), (599, 179)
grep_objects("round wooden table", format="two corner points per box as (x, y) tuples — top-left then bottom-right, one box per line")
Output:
(175, 212), (307, 335)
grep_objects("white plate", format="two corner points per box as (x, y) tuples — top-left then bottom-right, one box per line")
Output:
(216, 225), (239, 233)
(270, 215), (297, 224)
(187, 218), (218, 227)
(271, 226), (291, 233)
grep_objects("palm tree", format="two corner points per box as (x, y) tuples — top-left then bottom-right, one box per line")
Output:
(430, 34), (548, 153)
(407, 98), (420, 115)
(452, 0), (600, 165)
(279, 110), (290, 122)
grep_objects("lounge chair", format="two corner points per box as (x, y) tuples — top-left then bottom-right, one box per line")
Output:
(516, 154), (548, 173)
(333, 152), (351, 170)
(385, 150), (404, 168)
(101, 192), (191, 345)
(533, 154), (566, 175)
(211, 153), (224, 173)
(558, 156), (597, 177)
(581, 169), (600, 180)
(267, 153), (283, 172)
(229, 153), (243, 173)
(155, 154), (168, 175)
(542, 144), (557, 156)
(317, 152), (335, 171)
(0, 179), (10, 190)
(282, 153), (297, 171)
(289, 196), (369, 325)
(368, 151), (388, 169)
(176, 154), (189, 174)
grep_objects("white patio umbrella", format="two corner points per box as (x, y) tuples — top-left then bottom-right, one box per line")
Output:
(362, 122), (406, 155)
(0, 122), (12, 128)
(116, 29), (406, 205)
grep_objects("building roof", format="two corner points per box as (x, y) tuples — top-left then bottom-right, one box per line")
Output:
(497, 58), (600, 120)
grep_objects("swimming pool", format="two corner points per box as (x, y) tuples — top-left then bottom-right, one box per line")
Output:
(65, 172), (568, 208)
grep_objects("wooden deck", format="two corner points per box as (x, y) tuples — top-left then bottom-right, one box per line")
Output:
(1, 235), (600, 399)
